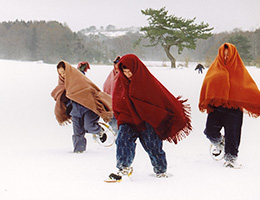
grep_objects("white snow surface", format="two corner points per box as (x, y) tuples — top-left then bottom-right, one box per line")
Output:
(0, 60), (260, 200)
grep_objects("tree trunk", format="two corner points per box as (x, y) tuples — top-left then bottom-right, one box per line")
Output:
(163, 44), (176, 68)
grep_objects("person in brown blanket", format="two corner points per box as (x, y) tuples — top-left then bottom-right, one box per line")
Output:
(51, 61), (113, 153)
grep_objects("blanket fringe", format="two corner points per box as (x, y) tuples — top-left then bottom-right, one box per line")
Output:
(169, 96), (192, 144)
(199, 99), (260, 118)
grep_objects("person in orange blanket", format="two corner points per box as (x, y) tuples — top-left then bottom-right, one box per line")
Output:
(111, 54), (192, 178)
(199, 43), (260, 168)
(51, 61), (113, 153)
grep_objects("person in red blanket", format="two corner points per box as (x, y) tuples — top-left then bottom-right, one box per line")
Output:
(111, 54), (192, 178)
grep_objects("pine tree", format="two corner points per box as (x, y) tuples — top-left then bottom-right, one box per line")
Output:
(228, 34), (253, 64)
(140, 7), (213, 68)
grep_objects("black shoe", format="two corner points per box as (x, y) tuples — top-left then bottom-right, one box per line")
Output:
(98, 129), (107, 143)
(109, 173), (122, 181)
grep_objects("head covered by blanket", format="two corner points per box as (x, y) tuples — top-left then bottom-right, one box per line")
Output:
(103, 69), (119, 96)
(112, 54), (192, 144)
(199, 43), (260, 117)
(51, 61), (113, 124)
(103, 56), (121, 95)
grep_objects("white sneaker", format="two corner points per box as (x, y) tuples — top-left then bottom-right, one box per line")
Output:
(74, 150), (84, 153)
(117, 167), (133, 177)
(224, 160), (242, 169)
(156, 173), (168, 178)
(210, 137), (225, 160)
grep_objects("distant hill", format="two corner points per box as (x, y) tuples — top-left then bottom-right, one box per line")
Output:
(79, 26), (140, 38)
(0, 20), (259, 66)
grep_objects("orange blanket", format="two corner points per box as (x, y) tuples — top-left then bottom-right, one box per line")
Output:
(51, 61), (113, 124)
(199, 43), (260, 117)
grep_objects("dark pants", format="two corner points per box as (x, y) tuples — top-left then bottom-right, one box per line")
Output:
(204, 107), (243, 158)
(70, 101), (100, 152)
(116, 123), (167, 174)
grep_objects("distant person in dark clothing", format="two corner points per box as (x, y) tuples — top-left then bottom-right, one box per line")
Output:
(195, 63), (205, 74)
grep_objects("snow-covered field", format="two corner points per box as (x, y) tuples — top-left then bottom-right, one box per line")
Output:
(0, 59), (259, 200)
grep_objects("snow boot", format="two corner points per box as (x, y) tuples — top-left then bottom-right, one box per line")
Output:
(210, 136), (225, 160)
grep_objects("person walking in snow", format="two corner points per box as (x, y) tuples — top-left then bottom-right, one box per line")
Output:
(51, 61), (113, 153)
(103, 56), (121, 134)
(195, 63), (205, 74)
(110, 54), (192, 179)
(199, 43), (260, 168)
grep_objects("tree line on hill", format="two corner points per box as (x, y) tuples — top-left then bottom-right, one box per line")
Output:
(0, 20), (87, 64)
(0, 20), (259, 67)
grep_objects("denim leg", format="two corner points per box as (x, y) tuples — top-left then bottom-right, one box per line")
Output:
(72, 116), (87, 152)
(116, 124), (138, 170)
(109, 115), (118, 135)
(224, 109), (243, 158)
(139, 123), (167, 174)
(83, 109), (101, 135)
(204, 110), (223, 144)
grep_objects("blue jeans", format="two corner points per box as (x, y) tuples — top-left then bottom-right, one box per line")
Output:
(108, 115), (118, 135)
(204, 107), (243, 158)
(116, 123), (167, 174)
(70, 101), (100, 152)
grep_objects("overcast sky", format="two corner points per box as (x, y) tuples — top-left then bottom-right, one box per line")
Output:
(0, 0), (259, 33)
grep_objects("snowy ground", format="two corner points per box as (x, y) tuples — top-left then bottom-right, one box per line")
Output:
(0, 59), (260, 200)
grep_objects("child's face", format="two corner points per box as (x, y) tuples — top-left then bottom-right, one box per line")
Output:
(58, 67), (65, 78)
(123, 68), (133, 81)
(224, 48), (229, 65)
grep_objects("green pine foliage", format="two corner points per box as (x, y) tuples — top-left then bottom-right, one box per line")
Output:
(228, 34), (253, 64)
(140, 7), (213, 68)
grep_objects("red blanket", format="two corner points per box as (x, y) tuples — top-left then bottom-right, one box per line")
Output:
(113, 54), (192, 144)
(103, 69), (119, 95)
